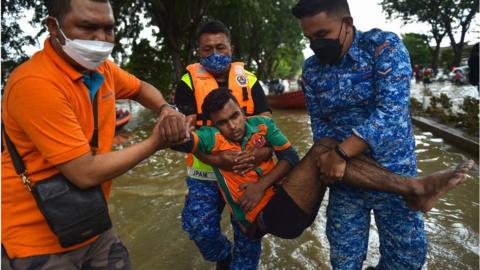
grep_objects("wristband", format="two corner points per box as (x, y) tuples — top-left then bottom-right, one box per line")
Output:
(159, 103), (179, 113)
(334, 145), (350, 161)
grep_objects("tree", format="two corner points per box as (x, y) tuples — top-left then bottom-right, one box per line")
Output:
(401, 33), (432, 66)
(2, 0), (305, 92)
(381, 0), (446, 70)
(440, 0), (479, 66)
(1, 0), (46, 85)
(439, 47), (455, 69)
(209, 0), (304, 80)
(122, 39), (175, 98)
(381, 0), (478, 69)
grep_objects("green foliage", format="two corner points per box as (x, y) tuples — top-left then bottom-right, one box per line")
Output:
(1, 0), (304, 89)
(122, 39), (174, 98)
(1, 0), (46, 85)
(409, 97), (424, 114)
(209, 0), (304, 80)
(381, 0), (478, 67)
(439, 93), (452, 109)
(401, 33), (431, 66)
(459, 96), (479, 135)
(439, 47), (454, 69)
(415, 93), (477, 136)
(429, 96), (438, 112)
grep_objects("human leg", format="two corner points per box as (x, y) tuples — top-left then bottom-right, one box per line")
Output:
(272, 137), (473, 216)
(1, 245), (13, 270)
(342, 150), (474, 213)
(81, 228), (131, 270)
(181, 177), (231, 262)
(256, 184), (324, 239)
(254, 137), (473, 239)
(230, 220), (261, 270)
(326, 187), (371, 270)
(7, 229), (129, 270)
(9, 249), (81, 270)
(373, 194), (427, 270)
(317, 138), (474, 213)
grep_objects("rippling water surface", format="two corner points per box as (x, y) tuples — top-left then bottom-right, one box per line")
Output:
(111, 102), (478, 270)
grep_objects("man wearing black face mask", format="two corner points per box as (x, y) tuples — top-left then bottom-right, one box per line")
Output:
(309, 16), (349, 65)
(292, 0), (427, 269)
(173, 20), (271, 270)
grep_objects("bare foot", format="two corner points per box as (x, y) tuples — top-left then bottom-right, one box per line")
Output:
(404, 160), (475, 213)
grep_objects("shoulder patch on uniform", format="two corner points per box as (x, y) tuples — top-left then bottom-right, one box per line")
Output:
(375, 41), (390, 58)
(377, 67), (393, 76)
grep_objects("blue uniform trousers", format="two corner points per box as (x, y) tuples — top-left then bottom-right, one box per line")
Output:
(182, 177), (261, 269)
(327, 185), (427, 270)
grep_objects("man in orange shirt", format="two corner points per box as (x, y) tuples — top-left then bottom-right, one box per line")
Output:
(1, 0), (187, 269)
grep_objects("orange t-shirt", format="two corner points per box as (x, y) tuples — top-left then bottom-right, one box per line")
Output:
(1, 38), (141, 259)
(190, 116), (292, 227)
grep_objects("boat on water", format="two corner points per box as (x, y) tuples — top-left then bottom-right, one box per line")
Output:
(267, 90), (306, 110)
(115, 108), (131, 134)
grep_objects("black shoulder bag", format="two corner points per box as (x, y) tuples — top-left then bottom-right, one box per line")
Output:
(3, 94), (112, 248)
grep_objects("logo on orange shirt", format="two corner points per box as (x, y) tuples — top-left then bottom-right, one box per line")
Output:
(252, 136), (266, 148)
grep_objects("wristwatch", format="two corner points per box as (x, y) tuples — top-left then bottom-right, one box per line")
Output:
(159, 103), (179, 113)
(334, 145), (350, 161)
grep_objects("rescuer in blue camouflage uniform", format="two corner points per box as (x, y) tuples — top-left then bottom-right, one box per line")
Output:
(291, 0), (427, 269)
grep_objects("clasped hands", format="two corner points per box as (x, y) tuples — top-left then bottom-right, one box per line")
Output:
(152, 106), (190, 148)
(316, 148), (347, 185)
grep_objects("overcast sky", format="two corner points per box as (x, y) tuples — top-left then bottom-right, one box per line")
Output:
(21, 0), (479, 58)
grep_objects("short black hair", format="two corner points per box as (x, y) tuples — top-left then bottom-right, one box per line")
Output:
(291, 0), (350, 19)
(197, 20), (231, 43)
(45, 0), (110, 23)
(202, 88), (239, 119)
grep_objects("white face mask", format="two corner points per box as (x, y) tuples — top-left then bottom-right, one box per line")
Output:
(55, 19), (114, 70)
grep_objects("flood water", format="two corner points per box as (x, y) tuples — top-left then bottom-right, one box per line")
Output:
(110, 102), (478, 270)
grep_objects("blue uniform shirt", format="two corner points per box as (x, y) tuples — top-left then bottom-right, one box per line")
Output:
(302, 28), (416, 176)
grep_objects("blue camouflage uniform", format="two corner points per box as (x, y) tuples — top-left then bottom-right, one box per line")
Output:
(182, 178), (261, 270)
(302, 28), (427, 270)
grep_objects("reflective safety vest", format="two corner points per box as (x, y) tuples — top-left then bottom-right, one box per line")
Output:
(182, 62), (257, 180)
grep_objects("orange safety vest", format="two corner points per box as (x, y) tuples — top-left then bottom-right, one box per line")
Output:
(186, 62), (255, 127)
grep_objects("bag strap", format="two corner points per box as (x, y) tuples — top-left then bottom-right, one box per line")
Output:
(2, 93), (100, 191)
(91, 93), (99, 154)
(1, 244), (13, 270)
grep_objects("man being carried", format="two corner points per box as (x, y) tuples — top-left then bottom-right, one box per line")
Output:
(174, 20), (272, 270)
(173, 88), (474, 239)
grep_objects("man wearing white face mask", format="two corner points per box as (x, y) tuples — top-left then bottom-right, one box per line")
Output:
(1, 0), (187, 269)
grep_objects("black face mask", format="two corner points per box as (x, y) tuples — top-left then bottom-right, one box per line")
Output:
(310, 20), (347, 65)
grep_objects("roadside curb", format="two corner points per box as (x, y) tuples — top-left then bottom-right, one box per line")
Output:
(412, 116), (479, 156)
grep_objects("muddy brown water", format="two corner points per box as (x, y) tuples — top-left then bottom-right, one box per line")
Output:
(110, 105), (478, 270)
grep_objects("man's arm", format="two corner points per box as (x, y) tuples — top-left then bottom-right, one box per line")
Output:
(237, 117), (299, 212)
(134, 81), (188, 143)
(61, 81), (188, 188)
(174, 76), (272, 171)
(133, 81), (168, 112)
(237, 147), (299, 212)
(317, 33), (413, 182)
(57, 117), (180, 189)
(201, 80), (273, 170)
